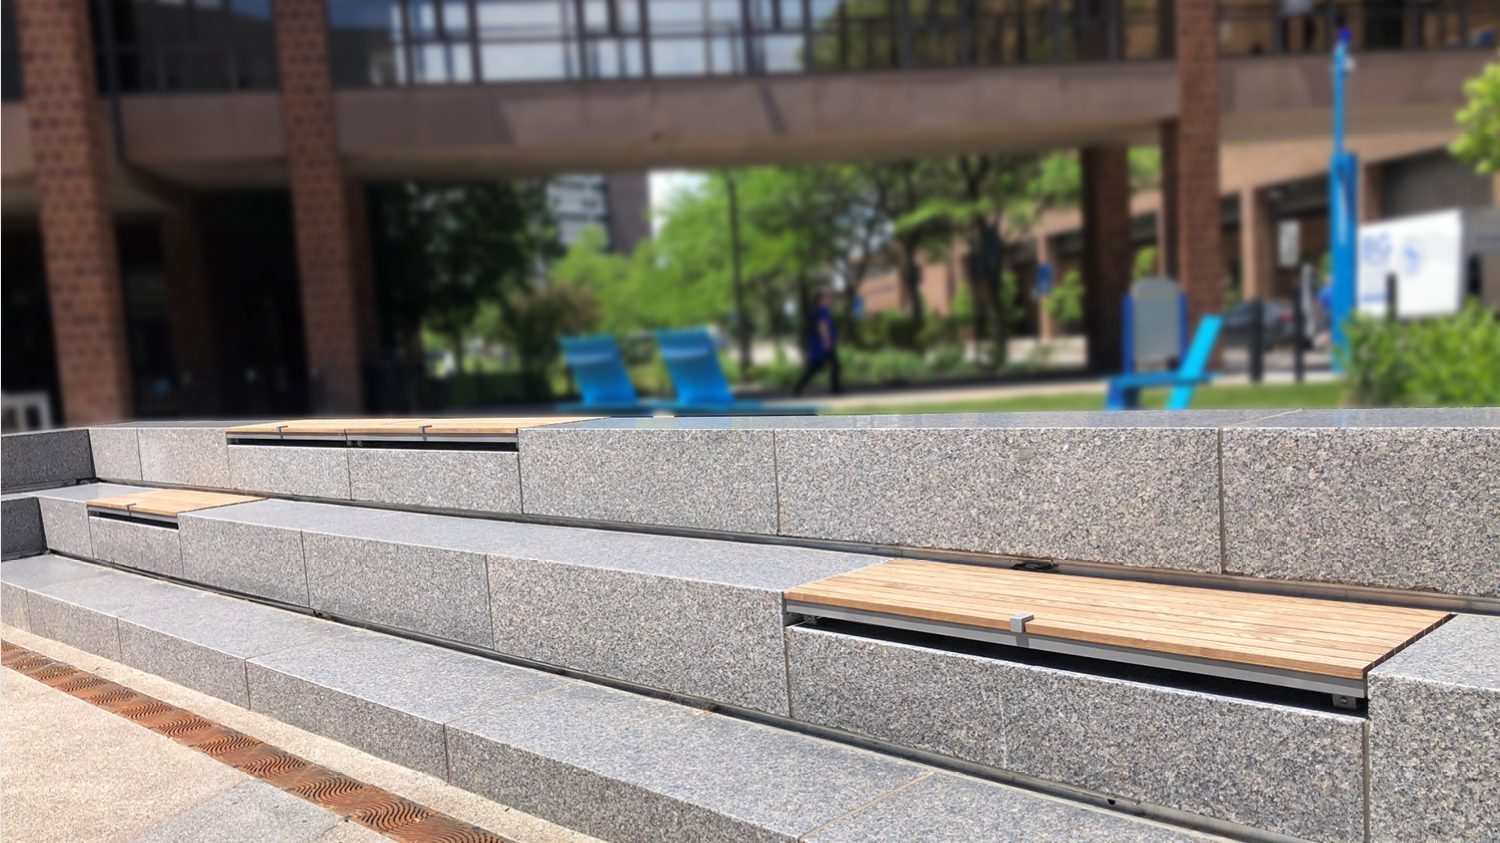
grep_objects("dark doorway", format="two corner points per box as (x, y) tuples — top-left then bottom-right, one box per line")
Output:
(1, 225), (62, 423)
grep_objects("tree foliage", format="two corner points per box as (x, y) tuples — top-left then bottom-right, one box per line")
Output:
(1452, 55), (1500, 175)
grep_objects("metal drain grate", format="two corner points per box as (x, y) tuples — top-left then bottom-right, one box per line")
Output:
(3, 641), (514, 843)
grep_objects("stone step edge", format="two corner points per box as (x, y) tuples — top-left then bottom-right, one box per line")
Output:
(1, 554), (1240, 843)
(42, 478), (1495, 616)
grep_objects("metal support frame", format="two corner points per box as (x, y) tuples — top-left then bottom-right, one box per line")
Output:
(787, 600), (1370, 700)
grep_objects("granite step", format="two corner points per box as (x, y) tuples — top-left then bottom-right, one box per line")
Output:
(0, 554), (1216, 843)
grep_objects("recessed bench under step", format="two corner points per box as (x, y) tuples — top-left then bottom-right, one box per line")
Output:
(787, 558), (1451, 706)
(87, 488), (263, 525)
(225, 416), (598, 444)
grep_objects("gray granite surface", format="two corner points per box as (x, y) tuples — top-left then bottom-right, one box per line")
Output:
(1222, 417), (1500, 596)
(247, 630), (566, 778)
(137, 425), (231, 487)
(550, 410), (1294, 430)
(179, 505), (311, 605)
(2, 494), (44, 559)
(88, 516), (183, 577)
(775, 425), (1224, 572)
(22, 567), (199, 660)
(33, 482), (147, 559)
(489, 556), (794, 714)
(301, 531), (493, 646)
(227, 444), (352, 499)
(519, 426), (780, 534)
(116, 591), (352, 706)
(87, 425), (142, 482)
(806, 772), (1213, 842)
(1368, 614), (1500, 842)
(786, 626), (1366, 843)
(446, 682), (924, 843)
(348, 448), (522, 513)
(0, 428), (94, 491)
(0, 554), (110, 632)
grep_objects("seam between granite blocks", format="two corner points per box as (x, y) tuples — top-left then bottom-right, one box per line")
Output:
(1216, 426), (1228, 576)
(771, 430), (785, 536)
(1362, 719), (1372, 843)
(297, 529), (314, 609)
(796, 769), (934, 841)
(439, 681), (573, 782)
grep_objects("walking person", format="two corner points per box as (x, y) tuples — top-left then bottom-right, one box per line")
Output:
(794, 290), (841, 395)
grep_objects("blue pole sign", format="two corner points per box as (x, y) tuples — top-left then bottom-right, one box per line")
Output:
(1036, 263), (1053, 297)
(1329, 28), (1358, 368)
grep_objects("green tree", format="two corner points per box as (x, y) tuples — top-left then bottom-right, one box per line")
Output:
(1452, 56), (1500, 175)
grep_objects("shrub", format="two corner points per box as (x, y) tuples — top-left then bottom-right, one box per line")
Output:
(927, 343), (966, 374)
(1342, 301), (1500, 406)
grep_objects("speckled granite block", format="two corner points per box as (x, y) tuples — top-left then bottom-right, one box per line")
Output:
(770, 413), (1273, 572)
(0, 554), (111, 632)
(117, 591), (353, 707)
(806, 772), (1212, 843)
(87, 426), (142, 481)
(23, 567), (200, 660)
(2, 494), (44, 558)
(348, 447), (522, 514)
(34, 483), (148, 558)
(179, 501), (314, 606)
(1369, 614), (1500, 842)
(89, 516), (183, 577)
(136, 424), (232, 487)
(227, 444), (351, 500)
(1222, 408), (1500, 596)
(487, 525), (878, 714)
(247, 630), (566, 778)
(519, 422), (780, 534)
(786, 626), (1366, 843)
(302, 529), (492, 647)
(0, 428), (93, 491)
(446, 682), (923, 843)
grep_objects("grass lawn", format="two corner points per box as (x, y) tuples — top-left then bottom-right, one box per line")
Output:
(829, 380), (1350, 416)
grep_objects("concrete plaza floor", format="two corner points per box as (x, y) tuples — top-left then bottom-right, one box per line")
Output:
(0, 625), (595, 843)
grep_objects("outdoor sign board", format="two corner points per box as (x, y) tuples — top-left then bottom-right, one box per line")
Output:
(1357, 208), (1500, 318)
(1129, 277), (1181, 369)
(1035, 263), (1053, 297)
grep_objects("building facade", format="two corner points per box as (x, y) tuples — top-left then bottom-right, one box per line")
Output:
(2, 0), (1495, 423)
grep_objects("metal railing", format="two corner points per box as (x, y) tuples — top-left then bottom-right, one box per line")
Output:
(1219, 0), (1500, 56)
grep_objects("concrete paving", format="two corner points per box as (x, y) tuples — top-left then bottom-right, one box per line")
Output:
(1, 624), (596, 843)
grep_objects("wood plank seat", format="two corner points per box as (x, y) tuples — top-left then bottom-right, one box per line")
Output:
(785, 559), (1450, 702)
(226, 417), (597, 441)
(87, 489), (262, 522)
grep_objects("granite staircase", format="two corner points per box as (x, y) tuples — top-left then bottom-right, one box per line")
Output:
(2, 412), (1497, 843)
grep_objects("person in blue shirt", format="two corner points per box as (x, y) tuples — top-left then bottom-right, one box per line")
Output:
(794, 290), (841, 395)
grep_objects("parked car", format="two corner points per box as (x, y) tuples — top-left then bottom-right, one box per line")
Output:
(1222, 299), (1312, 349)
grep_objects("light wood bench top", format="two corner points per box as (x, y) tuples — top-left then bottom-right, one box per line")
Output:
(88, 489), (263, 518)
(785, 559), (1450, 680)
(226, 417), (598, 437)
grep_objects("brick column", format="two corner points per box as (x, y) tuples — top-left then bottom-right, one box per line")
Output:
(17, 0), (134, 424)
(1239, 187), (1276, 301)
(161, 211), (219, 413)
(273, 0), (374, 412)
(1081, 145), (1132, 373)
(1162, 0), (1224, 331)
(1359, 161), (1384, 223)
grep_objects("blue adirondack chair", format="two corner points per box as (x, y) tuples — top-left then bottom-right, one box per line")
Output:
(557, 334), (656, 414)
(1105, 315), (1222, 411)
(654, 328), (814, 415)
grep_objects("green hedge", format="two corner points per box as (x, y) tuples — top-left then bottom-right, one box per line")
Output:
(1342, 301), (1500, 406)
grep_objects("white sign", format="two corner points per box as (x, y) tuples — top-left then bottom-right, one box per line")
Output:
(1130, 277), (1181, 369)
(1357, 210), (1464, 318)
(1278, 220), (1301, 269)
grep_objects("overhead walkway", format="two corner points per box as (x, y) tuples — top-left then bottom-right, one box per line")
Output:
(787, 558), (1449, 706)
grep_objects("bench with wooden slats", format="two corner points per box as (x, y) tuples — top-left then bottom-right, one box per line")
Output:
(785, 558), (1451, 705)
(226, 416), (597, 444)
(87, 489), (263, 525)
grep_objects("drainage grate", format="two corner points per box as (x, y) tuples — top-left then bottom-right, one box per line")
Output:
(2, 641), (514, 843)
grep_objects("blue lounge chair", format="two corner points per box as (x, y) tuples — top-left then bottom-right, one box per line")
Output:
(557, 334), (655, 414)
(654, 328), (814, 415)
(1105, 314), (1222, 411)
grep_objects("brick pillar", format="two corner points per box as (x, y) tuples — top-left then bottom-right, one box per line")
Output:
(273, 0), (374, 412)
(1163, 0), (1224, 331)
(1081, 145), (1132, 373)
(161, 210), (219, 413)
(1158, 122), (1180, 280)
(17, 0), (134, 425)
(1239, 188), (1276, 301)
